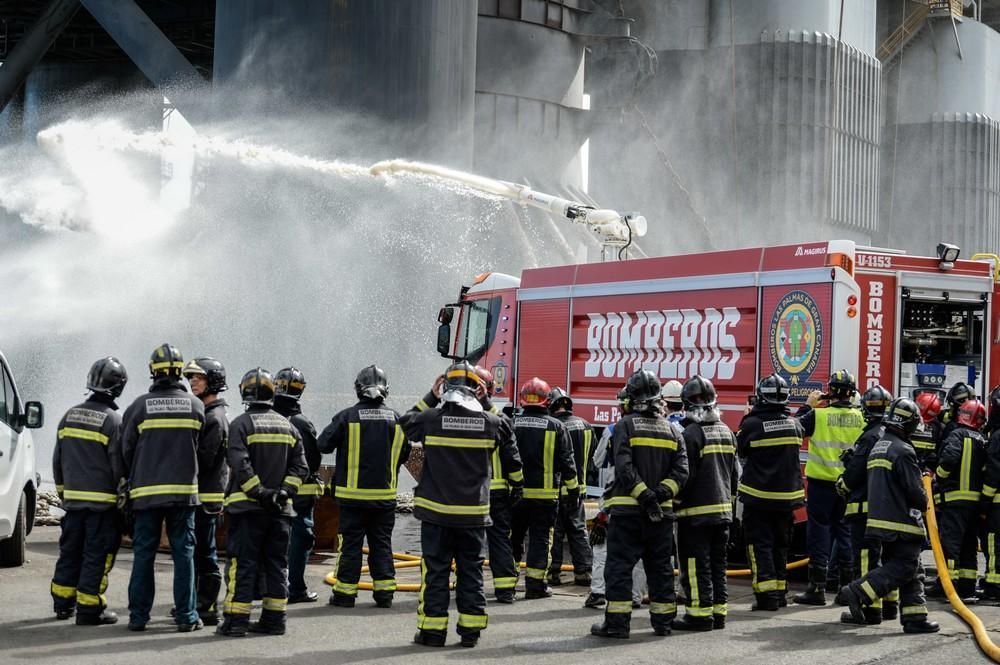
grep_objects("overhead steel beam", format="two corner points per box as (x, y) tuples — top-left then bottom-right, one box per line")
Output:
(0, 0), (81, 115)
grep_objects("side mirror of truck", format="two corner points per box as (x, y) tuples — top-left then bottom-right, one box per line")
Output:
(438, 307), (454, 325)
(24, 401), (44, 429)
(436, 323), (452, 357)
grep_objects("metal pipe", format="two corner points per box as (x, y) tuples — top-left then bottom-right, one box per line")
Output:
(0, 0), (81, 115)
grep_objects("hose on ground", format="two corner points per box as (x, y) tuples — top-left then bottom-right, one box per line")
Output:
(923, 475), (1000, 663)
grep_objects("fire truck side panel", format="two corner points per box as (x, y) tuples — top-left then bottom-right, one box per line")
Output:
(475, 288), (518, 403)
(514, 299), (571, 399)
(856, 272), (899, 393)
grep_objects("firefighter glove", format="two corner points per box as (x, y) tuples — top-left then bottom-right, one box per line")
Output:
(653, 484), (673, 503)
(638, 489), (663, 523)
(589, 511), (609, 546)
(835, 476), (849, 498)
(509, 485), (524, 507)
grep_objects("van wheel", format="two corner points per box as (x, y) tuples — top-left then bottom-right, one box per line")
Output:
(0, 492), (27, 567)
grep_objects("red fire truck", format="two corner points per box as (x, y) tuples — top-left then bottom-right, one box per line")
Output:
(436, 239), (1000, 428)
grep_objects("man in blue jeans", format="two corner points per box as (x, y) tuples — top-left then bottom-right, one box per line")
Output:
(121, 343), (205, 632)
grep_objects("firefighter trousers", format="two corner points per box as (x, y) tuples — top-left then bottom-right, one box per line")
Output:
(851, 537), (928, 625)
(51, 508), (121, 617)
(677, 521), (729, 622)
(511, 499), (557, 591)
(603, 514), (676, 631)
(487, 492), (518, 597)
(333, 503), (396, 601)
(937, 504), (979, 596)
(223, 511), (291, 622)
(847, 515), (895, 608)
(550, 498), (593, 576)
(591, 540), (646, 602)
(980, 521), (1000, 592)
(742, 506), (793, 598)
(194, 508), (222, 620)
(288, 499), (316, 597)
(805, 479), (851, 575)
(417, 522), (488, 638)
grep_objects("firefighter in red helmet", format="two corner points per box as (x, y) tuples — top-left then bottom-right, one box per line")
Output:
(912, 391), (942, 471)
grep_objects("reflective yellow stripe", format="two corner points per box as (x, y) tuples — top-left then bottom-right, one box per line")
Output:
(334, 581), (359, 595)
(984, 485), (998, 499)
(630, 481), (649, 499)
(631, 437), (678, 450)
(77, 591), (105, 607)
(713, 604), (728, 616)
(607, 600), (633, 614)
(861, 581), (878, 601)
(738, 483), (805, 501)
(662, 478), (679, 496)
(417, 615), (448, 630)
(247, 433), (295, 445)
(755, 579), (780, 592)
(961, 437), (973, 493)
(199, 492), (225, 503)
(51, 582), (76, 599)
(604, 496), (639, 507)
(490, 479), (510, 491)
(543, 430), (555, 490)
(944, 490), (981, 502)
(130, 484), (198, 498)
(413, 496), (489, 516)
(748, 544), (760, 591)
(688, 558), (701, 611)
(415, 399), (430, 413)
(702, 444), (735, 455)
(390, 425), (405, 490)
(62, 490), (116, 503)
(297, 484), (323, 497)
(491, 447), (504, 487)
(424, 436), (493, 449)
(845, 501), (868, 516)
(525, 567), (547, 580)
(867, 518), (925, 536)
(901, 605), (928, 616)
(224, 492), (253, 506)
(334, 486), (398, 501)
(458, 613), (488, 629)
(347, 422), (361, 488)
(262, 597), (287, 611)
(150, 360), (184, 370)
(138, 418), (202, 432)
(509, 470), (524, 483)
(58, 427), (109, 446)
(676, 502), (732, 518)
(522, 488), (559, 500)
(749, 436), (801, 448)
(867, 459), (893, 471)
(494, 576), (518, 590)
(224, 557), (248, 614)
(283, 475), (303, 488)
(582, 429), (593, 485)
(241, 475), (261, 493)
(373, 579), (397, 591)
(563, 477), (579, 491)
(649, 602), (676, 615)
(936, 466), (951, 479)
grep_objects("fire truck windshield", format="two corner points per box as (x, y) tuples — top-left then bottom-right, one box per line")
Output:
(452, 296), (502, 364)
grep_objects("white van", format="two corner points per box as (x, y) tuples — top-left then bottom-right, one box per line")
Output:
(0, 351), (43, 566)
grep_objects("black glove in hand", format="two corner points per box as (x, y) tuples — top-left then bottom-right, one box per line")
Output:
(509, 485), (524, 507)
(638, 489), (663, 523)
(257, 488), (279, 512)
(561, 487), (581, 511)
(276, 489), (290, 510)
(653, 484), (673, 504)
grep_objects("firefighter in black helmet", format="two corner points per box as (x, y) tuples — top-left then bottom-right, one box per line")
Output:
(217, 369), (308, 637)
(181, 357), (230, 626)
(837, 384), (894, 625)
(51, 357), (128, 625)
(318, 365), (410, 609)
(836, 398), (939, 634)
(737, 373), (805, 611)
(401, 362), (522, 648)
(271, 367), (322, 604)
(934, 382), (974, 445)
(672, 375), (737, 631)
(122, 344), (205, 632)
(591, 369), (689, 639)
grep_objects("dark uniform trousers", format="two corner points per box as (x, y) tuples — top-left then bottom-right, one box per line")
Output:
(604, 515), (676, 631)
(333, 504), (396, 601)
(288, 502), (316, 597)
(678, 522), (729, 621)
(418, 522), (488, 637)
(550, 500), (593, 576)
(194, 509), (222, 619)
(937, 505), (980, 596)
(51, 509), (121, 616)
(806, 480), (852, 574)
(853, 538), (928, 624)
(981, 517), (1000, 593)
(487, 493), (518, 596)
(743, 506), (793, 599)
(511, 499), (558, 590)
(847, 516), (896, 609)
(223, 512), (291, 622)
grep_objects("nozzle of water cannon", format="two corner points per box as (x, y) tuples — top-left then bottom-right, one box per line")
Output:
(625, 213), (647, 238)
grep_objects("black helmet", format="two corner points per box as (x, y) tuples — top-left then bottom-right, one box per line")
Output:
(681, 375), (717, 409)
(548, 386), (573, 413)
(756, 373), (790, 405)
(149, 343), (183, 379)
(354, 365), (388, 401)
(946, 382), (974, 409)
(183, 357), (227, 394)
(860, 384), (893, 423)
(624, 369), (661, 409)
(444, 360), (480, 394)
(883, 397), (921, 436)
(828, 369), (857, 397)
(239, 368), (275, 405)
(275, 367), (307, 400)
(87, 357), (128, 398)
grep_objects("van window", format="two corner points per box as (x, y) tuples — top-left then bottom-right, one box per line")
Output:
(0, 366), (8, 427)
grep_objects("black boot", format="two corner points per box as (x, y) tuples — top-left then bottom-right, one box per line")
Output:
(752, 593), (778, 611)
(248, 609), (286, 635)
(590, 613), (630, 639)
(216, 615), (249, 637)
(547, 572), (563, 587)
(836, 585), (866, 624)
(413, 630), (446, 647)
(329, 592), (356, 608)
(583, 593), (606, 609)
(460, 632), (480, 648)
(524, 581), (553, 600)
(793, 567), (828, 606)
(76, 610), (118, 626)
(671, 614), (713, 632)
(774, 591), (788, 608)
(881, 600), (898, 620)
(712, 614), (726, 630)
(839, 607), (882, 625)
(836, 568), (856, 605)
(495, 591), (516, 604)
(54, 608), (75, 621)
(574, 572), (593, 586)
(373, 592), (393, 609)
(903, 617), (941, 634)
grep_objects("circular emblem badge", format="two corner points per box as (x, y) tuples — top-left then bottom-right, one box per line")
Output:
(769, 290), (822, 379)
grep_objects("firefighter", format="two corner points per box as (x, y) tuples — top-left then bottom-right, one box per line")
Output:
(837, 384), (893, 625)
(401, 361), (522, 648)
(272, 367), (322, 604)
(318, 365), (410, 609)
(472, 365), (524, 604)
(510, 377), (579, 599)
(982, 394), (1000, 601)
(673, 375), (737, 631)
(122, 343), (206, 632)
(934, 382), (974, 445)
(51, 357), (128, 625)
(217, 368), (307, 637)
(547, 386), (595, 588)
(181, 357), (229, 626)
(836, 398), (939, 634)
(662, 380), (684, 426)
(986, 386), (1000, 439)
(930, 398), (987, 599)
(591, 369), (689, 639)
(737, 374), (805, 611)
(912, 392), (942, 471)
(794, 369), (864, 606)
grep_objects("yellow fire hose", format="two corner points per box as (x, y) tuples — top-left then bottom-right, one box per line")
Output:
(923, 476), (1000, 662)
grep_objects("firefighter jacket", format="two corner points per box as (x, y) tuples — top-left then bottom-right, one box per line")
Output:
(676, 411), (737, 525)
(274, 396), (323, 506)
(317, 397), (410, 508)
(484, 398), (523, 494)
(839, 421), (883, 519)
(401, 393), (522, 528)
(983, 429), (1000, 520)
(864, 430), (928, 542)
(798, 401), (865, 482)
(911, 426), (937, 471)
(224, 404), (308, 515)
(197, 398), (230, 512)
(935, 425), (987, 507)
(53, 394), (124, 511)
(736, 403), (805, 511)
(513, 406), (578, 500)
(553, 410), (595, 496)
(121, 378), (205, 510)
(605, 410), (689, 519)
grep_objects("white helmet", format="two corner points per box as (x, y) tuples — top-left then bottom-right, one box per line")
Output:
(663, 380), (683, 405)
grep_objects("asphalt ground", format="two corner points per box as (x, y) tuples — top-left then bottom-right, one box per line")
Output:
(3, 525), (1000, 665)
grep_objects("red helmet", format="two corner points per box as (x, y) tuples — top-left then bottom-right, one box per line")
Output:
(956, 398), (987, 430)
(520, 377), (552, 407)
(914, 391), (942, 425)
(473, 365), (495, 394)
